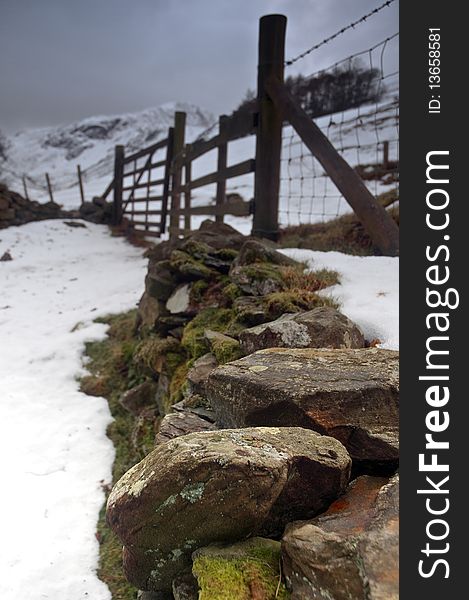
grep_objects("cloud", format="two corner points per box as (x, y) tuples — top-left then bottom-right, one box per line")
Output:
(0, 0), (398, 131)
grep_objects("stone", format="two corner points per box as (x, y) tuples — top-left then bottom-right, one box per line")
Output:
(189, 220), (245, 250)
(145, 261), (177, 301)
(0, 208), (15, 220)
(172, 394), (216, 423)
(203, 330), (243, 364)
(154, 411), (217, 445)
(1, 251), (13, 262)
(120, 381), (158, 416)
(187, 353), (218, 396)
(170, 250), (219, 281)
(239, 306), (365, 354)
(233, 239), (298, 268)
(106, 427), (351, 592)
(233, 296), (269, 326)
(207, 348), (399, 471)
(63, 220), (87, 228)
(282, 474), (399, 600)
(137, 590), (172, 600)
(166, 284), (191, 314)
(137, 292), (165, 330)
(172, 572), (199, 600)
(229, 262), (286, 296)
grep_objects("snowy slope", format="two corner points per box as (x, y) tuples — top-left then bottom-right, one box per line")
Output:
(0, 102), (214, 206)
(0, 220), (147, 600)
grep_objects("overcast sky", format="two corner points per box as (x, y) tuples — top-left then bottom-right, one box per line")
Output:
(0, 0), (398, 132)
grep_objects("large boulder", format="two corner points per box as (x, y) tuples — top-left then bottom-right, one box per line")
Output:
(106, 427), (351, 593)
(207, 348), (399, 472)
(282, 474), (399, 600)
(239, 306), (365, 353)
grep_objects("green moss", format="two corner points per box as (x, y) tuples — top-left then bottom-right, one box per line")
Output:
(190, 279), (209, 304)
(181, 307), (243, 360)
(222, 282), (243, 302)
(168, 361), (190, 406)
(170, 249), (219, 280)
(133, 335), (185, 375)
(193, 543), (289, 600)
(210, 336), (244, 365)
(264, 290), (339, 319)
(215, 247), (239, 261)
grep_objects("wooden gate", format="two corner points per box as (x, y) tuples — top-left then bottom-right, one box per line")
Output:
(112, 129), (174, 237)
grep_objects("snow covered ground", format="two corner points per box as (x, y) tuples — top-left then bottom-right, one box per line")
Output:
(0, 219), (397, 599)
(281, 248), (399, 350)
(0, 220), (147, 600)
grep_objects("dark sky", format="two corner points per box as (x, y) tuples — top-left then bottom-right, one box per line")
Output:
(0, 0), (398, 132)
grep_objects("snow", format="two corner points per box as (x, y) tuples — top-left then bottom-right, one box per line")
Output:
(0, 220), (147, 600)
(280, 249), (399, 350)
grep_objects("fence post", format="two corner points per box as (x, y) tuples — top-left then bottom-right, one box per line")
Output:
(77, 164), (85, 205)
(215, 115), (229, 223)
(383, 141), (389, 170)
(169, 111), (187, 237)
(22, 175), (29, 201)
(252, 14), (287, 240)
(112, 145), (124, 225)
(45, 173), (54, 204)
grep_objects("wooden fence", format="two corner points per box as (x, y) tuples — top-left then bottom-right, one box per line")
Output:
(101, 14), (399, 256)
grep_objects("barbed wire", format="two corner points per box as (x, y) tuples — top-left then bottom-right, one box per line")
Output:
(285, 0), (396, 67)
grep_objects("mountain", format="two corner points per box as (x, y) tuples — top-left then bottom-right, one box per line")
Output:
(0, 102), (214, 206)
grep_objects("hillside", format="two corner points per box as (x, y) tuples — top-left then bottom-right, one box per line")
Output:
(0, 102), (214, 207)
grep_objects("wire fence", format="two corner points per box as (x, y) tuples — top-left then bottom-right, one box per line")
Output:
(279, 31), (399, 227)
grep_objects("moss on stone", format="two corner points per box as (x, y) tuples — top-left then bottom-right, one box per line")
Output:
(181, 307), (242, 360)
(192, 541), (289, 600)
(210, 336), (244, 365)
(222, 282), (243, 302)
(168, 361), (191, 406)
(215, 247), (239, 261)
(133, 336), (185, 375)
(263, 290), (339, 320)
(170, 249), (219, 280)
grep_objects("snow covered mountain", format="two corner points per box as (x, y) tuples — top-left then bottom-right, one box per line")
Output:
(0, 102), (214, 206)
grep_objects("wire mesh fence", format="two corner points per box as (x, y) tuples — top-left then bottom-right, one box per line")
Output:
(279, 31), (399, 227)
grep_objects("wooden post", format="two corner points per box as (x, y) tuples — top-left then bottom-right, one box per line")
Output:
(112, 145), (125, 225)
(265, 76), (400, 256)
(184, 160), (192, 231)
(160, 127), (174, 235)
(45, 173), (54, 203)
(22, 176), (29, 201)
(383, 141), (389, 170)
(215, 115), (229, 224)
(169, 111), (186, 237)
(77, 164), (85, 205)
(252, 14), (286, 240)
